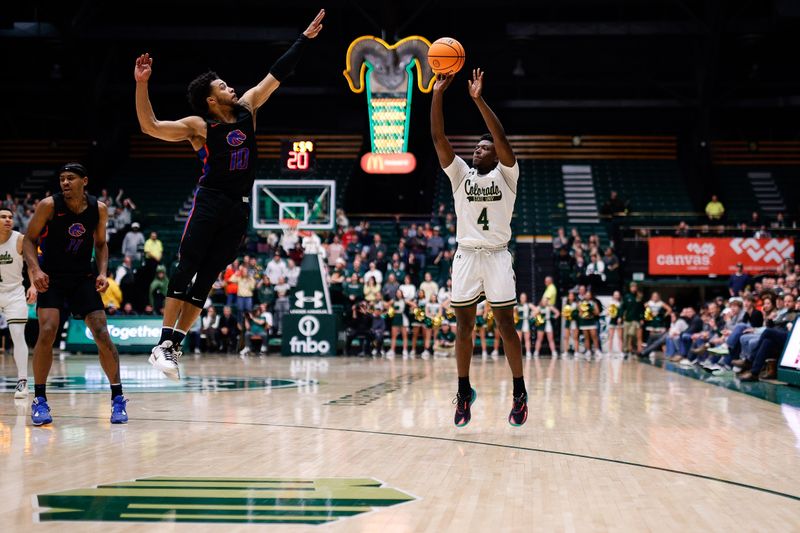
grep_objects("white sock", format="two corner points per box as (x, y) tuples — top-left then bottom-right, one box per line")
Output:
(9, 323), (28, 380)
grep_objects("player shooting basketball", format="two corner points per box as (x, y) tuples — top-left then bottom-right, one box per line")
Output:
(430, 69), (528, 427)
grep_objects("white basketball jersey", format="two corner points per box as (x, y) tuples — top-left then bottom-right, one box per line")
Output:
(0, 231), (23, 291)
(444, 156), (518, 248)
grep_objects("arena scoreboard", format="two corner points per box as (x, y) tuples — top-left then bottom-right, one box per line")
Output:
(281, 139), (316, 173)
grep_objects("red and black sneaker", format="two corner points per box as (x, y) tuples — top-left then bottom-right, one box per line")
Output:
(508, 392), (528, 426)
(453, 387), (477, 427)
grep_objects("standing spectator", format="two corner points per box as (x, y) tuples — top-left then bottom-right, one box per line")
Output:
(555, 246), (575, 293)
(406, 253), (421, 284)
(144, 231), (163, 267)
(115, 198), (135, 230)
(114, 255), (137, 305)
(750, 211), (760, 227)
(230, 265), (256, 320)
(149, 265), (170, 314)
(426, 227), (445, 263)
(419, 272), (439, 301)
(336, 208), (349, 228)
(98, 188), (114, 207)
(729, 262), (751, 297)
(273, 288), (291, 336)
(121, 222), (145, 262)
(399, 274), (416, 301)
(274, 276), (291, 297)
(344, 273), (364, 303)
(433, 249), (452, 287)
(101, 276), (123, 312)
(257, 276), (275, 307)
(382, 273), (400, 301)
(705, 194), (725, 221)
(620, 282), (644, 356)
(326, 234), (345, 267)
(542, 276), (557, 306)
(265, 253), (287, 285)
(368, 234), (387, 261)
(285, 259), (301, 287)
(553, 227), (568, 252)
(603, 247), (620, 290)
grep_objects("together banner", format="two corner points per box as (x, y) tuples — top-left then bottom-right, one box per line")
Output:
(65, 316), (164, 354)
(648, 237), (794, 275)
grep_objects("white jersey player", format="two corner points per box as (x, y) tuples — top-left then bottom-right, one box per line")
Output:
(0, 208), (37, 398)
(431, 68), (527, 428)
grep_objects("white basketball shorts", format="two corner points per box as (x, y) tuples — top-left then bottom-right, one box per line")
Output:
(450, 246), (516, 309)
(0, 286), (28, 324)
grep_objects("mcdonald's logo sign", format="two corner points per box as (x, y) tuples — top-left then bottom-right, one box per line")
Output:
(360, 152), (417, 174)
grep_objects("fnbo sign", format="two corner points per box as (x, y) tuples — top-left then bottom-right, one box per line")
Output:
(282, 314), (337, 356)
(66, 317), (164, 353)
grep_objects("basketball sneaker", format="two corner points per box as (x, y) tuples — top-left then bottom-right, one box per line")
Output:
(149, 340), (181, 380)
(14, 379), (28, 399)
(110, 395), (129, 424)
(508, 392), (528, 427)
(453, 387), (477, 427)
(31, 397), (52, 426)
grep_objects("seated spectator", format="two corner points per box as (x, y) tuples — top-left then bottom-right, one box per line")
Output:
(600, 190), (627, 216)
(433, 249), (452, 287)
(148, 266), (169, 314)
(201, 306), (220, 352)
(705, 194), (725, 221)
(102, 276), (123, 312)
(363, 262), (383, 285)
(419, 272), (439, 301)
(771, 211), (787, 230)
(674, 221), (690, 237)
(363, 276), (381, 303)
(217, 306), (239, 353)
(585, 251), (606, 289)
(738, 297), (799, 381)
(120, 302), (137, 316)
(240, 303), (273, 356)
(346, 300), (374, 356)
(755, 225), (771, 239)
(434, 321), (456, 357)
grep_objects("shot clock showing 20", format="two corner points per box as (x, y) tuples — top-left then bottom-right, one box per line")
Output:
(281, 139), (316, 173)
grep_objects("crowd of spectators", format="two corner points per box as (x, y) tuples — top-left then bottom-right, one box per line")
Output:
(553, 226), (620, 295)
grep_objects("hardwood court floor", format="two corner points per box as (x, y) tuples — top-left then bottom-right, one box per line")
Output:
(2, 353), (800, 532)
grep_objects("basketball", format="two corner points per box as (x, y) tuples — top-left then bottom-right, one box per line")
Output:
(428, 37), (465, 75)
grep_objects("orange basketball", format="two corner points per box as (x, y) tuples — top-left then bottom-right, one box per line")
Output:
(427, 37), (465, 75)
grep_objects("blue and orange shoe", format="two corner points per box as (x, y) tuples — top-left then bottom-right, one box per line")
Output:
(508, 392), (528, 426)
(453, 388), (477, 427)
(110, 396), (129, 424)
(31, 397), (52, 426)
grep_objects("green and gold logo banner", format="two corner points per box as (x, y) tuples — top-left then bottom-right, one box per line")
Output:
(37, 477), (415, 525)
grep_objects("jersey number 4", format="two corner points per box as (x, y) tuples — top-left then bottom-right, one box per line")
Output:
(477, 208), (489, 231)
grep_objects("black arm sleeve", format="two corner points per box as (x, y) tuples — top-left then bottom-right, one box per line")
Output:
(269, 35), (310, 82)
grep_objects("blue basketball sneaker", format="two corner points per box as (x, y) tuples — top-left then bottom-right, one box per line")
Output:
(110, 396), (129, 424)
(453, 387), (477, 427)
(31, 397), (52, 426)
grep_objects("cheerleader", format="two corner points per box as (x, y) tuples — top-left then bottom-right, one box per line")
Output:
(561, 291), (579, 357)
(423, 294), (442, 358)
(473, 300), (489, 358)
(578, 288), (602, 359)
(515, 293), (536, 358)
(387, 289), (410, 357)
(410, 289), (427, 357)
(644, 291), (672, 341)
(533, 296), (561, 357)
(606, 290), (623, 356)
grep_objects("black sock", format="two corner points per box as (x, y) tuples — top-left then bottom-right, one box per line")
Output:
(458, 376), (472, 399)
(513, 376), (526, 397)
(171, 329), (186, 347)
(111, 383), (123, 400)
(159, 327), (173, 344)
(34, 384), (46, 400)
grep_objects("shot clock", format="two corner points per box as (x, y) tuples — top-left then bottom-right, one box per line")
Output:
(281, 139), (316, 173)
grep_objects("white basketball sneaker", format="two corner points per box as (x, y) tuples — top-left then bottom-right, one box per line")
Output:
(149, 340), (181, 380)
(14, 379), (28, 399)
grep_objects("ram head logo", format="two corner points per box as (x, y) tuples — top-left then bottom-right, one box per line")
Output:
(344, 36), (434, 173)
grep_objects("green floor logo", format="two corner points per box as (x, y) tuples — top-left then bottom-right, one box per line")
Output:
(36, 477), (415, 524)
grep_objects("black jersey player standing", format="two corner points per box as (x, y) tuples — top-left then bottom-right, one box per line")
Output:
(135, 10), (325, 378)
(23, 163), (128, 425)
